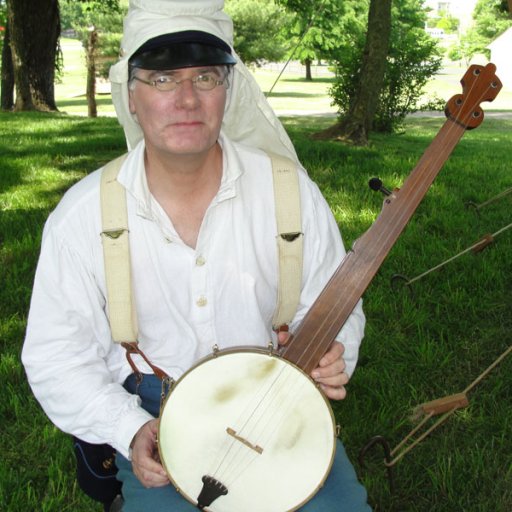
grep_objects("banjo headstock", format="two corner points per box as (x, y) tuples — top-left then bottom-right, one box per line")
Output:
(445, 63), (502, 130)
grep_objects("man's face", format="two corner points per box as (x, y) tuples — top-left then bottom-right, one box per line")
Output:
(128, 66), (228, 158)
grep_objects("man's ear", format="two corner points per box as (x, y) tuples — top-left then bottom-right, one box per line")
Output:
(128, 89), (136, 115)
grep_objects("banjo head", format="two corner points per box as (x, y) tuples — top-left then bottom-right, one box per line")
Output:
(158, 348), (336, 512)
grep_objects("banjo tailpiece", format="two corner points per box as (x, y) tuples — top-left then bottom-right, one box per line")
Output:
(197, 475), (228, 510)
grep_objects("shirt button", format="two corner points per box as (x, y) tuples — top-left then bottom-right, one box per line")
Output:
(195, 255), (206, 266)
(196, 296), (208, 307)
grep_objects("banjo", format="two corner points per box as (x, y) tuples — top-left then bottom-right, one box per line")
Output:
(157, 64), (501, 511)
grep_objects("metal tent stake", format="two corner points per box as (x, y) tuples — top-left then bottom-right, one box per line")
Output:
(391, 222), (512, 289)
(465, 186), (512, 215)
(359, 343), (512, 493)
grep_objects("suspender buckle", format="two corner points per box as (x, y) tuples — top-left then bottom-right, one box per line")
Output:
(280, 231), (303, 242)
(102, 229), (127, 240)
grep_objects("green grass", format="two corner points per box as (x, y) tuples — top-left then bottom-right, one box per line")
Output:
(0, 113), (125, 512)
(1, 109), (511, 511)
(286, 114), (512, 511)
(3, 39), (512, 511)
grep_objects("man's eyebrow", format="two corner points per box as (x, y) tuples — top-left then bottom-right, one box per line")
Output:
(146, 70), (176, 79)
(196, 66), (223, 76)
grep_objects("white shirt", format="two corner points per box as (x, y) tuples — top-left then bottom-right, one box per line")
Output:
(22, 134), (365, 458)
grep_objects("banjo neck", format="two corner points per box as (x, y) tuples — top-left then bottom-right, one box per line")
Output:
(281, 63), (502, 375)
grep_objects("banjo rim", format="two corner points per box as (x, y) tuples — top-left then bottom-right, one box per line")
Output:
(158, 346), (338, 511)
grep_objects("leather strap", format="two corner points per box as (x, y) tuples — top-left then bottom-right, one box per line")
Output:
(122, 342), (168, 381)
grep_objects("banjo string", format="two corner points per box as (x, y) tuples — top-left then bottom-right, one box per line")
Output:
(207, 360), (296, 480)
(209, 363), (311, 486)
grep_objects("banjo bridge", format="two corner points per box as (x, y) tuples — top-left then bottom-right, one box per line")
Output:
(226, 427), (264, 454)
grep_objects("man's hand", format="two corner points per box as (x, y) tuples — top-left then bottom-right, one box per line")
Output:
(131, 419), (169, 488)
(277, 331), (349, 400)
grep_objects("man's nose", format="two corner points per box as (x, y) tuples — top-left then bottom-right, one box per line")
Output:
(175, 79), (200, 109)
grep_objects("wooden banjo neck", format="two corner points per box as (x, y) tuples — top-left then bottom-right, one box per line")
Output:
(281, 63), (502, 375)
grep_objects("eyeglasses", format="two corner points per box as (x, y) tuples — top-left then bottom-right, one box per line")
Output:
(132, 73), (228, 92)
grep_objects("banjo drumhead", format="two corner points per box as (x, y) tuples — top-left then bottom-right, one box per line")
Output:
(159, 349), (336, 511)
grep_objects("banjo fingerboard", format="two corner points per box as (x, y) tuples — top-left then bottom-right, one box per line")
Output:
(282, 63), (502, 375)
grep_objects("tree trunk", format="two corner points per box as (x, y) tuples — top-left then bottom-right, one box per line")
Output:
(7, 0), (60, 111)
(86, 28), (98, 118)
(313, 0), (392, 145)
(1, 23), (15, 110)
(304, 58), (312, 81)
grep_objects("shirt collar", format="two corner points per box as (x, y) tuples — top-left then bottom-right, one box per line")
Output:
(116, 132), (243, 219)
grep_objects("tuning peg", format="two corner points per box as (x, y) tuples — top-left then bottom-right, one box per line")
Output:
(368, 177), (392, 196)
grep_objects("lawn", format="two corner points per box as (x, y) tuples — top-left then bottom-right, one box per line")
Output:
(55, 38), (512, 116)
(1, 39), (512, 512)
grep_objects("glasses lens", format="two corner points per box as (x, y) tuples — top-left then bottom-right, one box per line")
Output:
(145, 74), (224, 92)
(155, 77), (177, 92)
(195, 75), (217, 91)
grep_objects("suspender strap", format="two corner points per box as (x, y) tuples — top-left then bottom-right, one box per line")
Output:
(100, 154), (138, 343)
(269, 153), (303, 330)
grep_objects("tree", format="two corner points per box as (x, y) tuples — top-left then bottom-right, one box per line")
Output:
(0, 1), (14, 110)
(4, 0), (60, 111)
(447, 33), (480, 66)
(278, 0), (353, 81)
(60, 0), (123, 117)
(225, 0), (291, 67)
(314, 0), (441, 144)
(313, 0), (392, 145)
(473, 0), (512, 40)
(449, 0), (512, 63)
(436, 10), (459, 34)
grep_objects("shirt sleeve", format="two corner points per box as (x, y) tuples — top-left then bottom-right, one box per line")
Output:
(21, 216), (153, 458)
(290, 176), (366, 378)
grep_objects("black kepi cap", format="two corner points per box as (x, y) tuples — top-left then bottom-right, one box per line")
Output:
(129, 30), (237, 70)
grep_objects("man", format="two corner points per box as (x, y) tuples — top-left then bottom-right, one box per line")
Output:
(22, 1), (369, 510)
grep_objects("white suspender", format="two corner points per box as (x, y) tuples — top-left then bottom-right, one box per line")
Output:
(100, 154), (138, 343)
(269, 153), (303, 330)
(100, 152), (303, 342)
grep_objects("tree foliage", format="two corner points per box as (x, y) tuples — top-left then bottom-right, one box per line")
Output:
(449, 0), (512, 62)
(432, 10), (460, 33)
(225, 0), (292, 67)
(60, 0), (124, 78)
(60, 0), (124, 116)
(277, 0), (365, 79)
(328, 0), (442, 134)
(473, 0), (512, 40)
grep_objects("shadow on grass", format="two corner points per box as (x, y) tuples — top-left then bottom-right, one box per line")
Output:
(0, 112), (125, 195)
(279, 76), (336, 85)
(57, 95), (114, 110)
(266, 91), (329, 99)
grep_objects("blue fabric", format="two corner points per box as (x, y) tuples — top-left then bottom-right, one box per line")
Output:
(117, 374), (371, 511)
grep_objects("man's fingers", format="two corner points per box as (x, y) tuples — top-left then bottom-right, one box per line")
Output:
(318, 341), (344, 367)
(320, 383), (347, 400)
(132, 455), (169, 487)
(131, 419), (169, 488)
